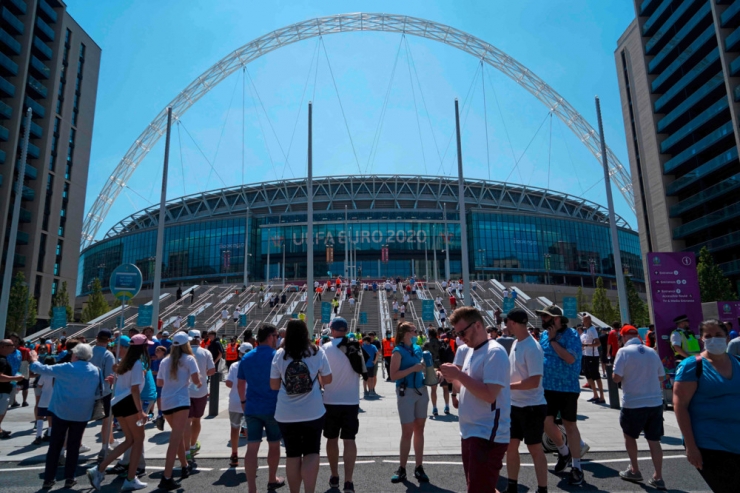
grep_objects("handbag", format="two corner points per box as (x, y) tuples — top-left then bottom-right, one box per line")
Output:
(90, 368), (106, 421)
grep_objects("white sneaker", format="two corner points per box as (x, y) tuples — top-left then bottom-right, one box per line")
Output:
(86, 467), (104, 491)
(108, 439), (122, 451)
(581, 442), (590, 458)
(79, 444), (91, 453)
(121, 477), (148, 491)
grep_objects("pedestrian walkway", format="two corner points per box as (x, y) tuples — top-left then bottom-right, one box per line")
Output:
(0, 374), (683, 462)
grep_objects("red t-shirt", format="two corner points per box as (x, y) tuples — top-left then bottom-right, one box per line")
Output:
(607, 330), (619, 357)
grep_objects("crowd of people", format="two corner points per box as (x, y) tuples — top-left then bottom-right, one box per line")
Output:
(1, 281), (739, 492)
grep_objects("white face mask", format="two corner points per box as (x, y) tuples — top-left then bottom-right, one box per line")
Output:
(704, 337), (728, 355)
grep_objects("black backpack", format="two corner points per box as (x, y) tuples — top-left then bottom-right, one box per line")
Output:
(281, 359), (316, 396)
(337, 338), (367, 375)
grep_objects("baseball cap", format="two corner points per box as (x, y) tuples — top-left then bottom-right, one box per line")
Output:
(329, 317), (348, 332)
(119, 335), (131, 348)
(239, 343), (253, 353)
(730, 330), (739, 340)
(130, 334), (154, 346)
(188, 330), (201, 339)
(506, 308), (528, 325)
(162, 331), (170, 337)
(620, 325), (639, 337)
(172, 332), (191, 346)
(673, 314), (689, 324)
(535, 305), (563, 318)
(97, 329), (112, 340)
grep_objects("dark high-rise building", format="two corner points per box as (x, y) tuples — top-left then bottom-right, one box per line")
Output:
(615, 0), (740, 289)
(0, 0), (99, 328)
(616, 1), (740, 292)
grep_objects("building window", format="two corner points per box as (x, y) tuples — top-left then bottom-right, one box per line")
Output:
(51, 279), (58, 296)
(37, 233), (47, 271)
(49, 117), (60, 170)
(56, 30), (71, 116)
(72, 43), (85, 126)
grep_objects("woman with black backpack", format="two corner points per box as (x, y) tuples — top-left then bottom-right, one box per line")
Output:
(270, 320), (333, 493)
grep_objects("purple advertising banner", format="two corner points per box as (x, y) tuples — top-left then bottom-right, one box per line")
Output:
(717, 301), (736, 325)
(647, 252), (702, 368)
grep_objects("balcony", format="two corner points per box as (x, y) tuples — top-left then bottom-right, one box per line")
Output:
(0, 51), (18, 76)
(657, 72), (724, 133)
(670, 173), (740, 217)
(21, 185), (34, 201)
(8, 229), (29, 245)
(38, 0), (56, 23)
(654, 48), (720, 114)
(26, 75), (46, 98)
(0, 75), (14, 97)
(727, 26), (740, 51)
(0, 27), (20, 55)
(666, 147), (738, 195)
(0, 124), (8, 141)
(721, 0), (740, 28)
(673, 200), (740, 239)
(651, 25), (714, 93)
(645, 0), (699, 56)
(642, 0), (673, 37)
(32, 36), (51, 60)
(19, 207), (31, 223)
(639, 0), (660, 16)
(13, 254), (25, 267)
(22, 141), (39, 159)
(649, 3), (712, 74)
(30, 55), (49, 79)
(1, 7), (23, 35)
(663, 120), (734, 174)
(35, 17), (54, 42)
(0, 149), (5, 163)
(6, 0), (25, 15)
(660, 97), (728, 154)
(16, 161), (37, 179)
(24, 95), (44, 117)
(0, 100), (12, 119)
(21, 119), (42, 138)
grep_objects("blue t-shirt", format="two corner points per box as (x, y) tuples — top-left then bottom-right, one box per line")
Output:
(393, 343), (424, 388)
(150, 358), (162, 374)
(148, 338), (160, 357)
(675, 355), (740, 454)
(237, 345), (279, 416)
(159, 339), (172, 353)
(540, 328), (582, 393)
(141, 369), (157, 402)
(363, 343), (378, 368)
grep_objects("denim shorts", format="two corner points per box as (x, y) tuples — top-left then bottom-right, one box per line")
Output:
(245, 414), (282, 443)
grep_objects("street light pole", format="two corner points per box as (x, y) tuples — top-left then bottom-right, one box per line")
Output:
(243, 207), (249, 287)
(443, 203), (450, 282)
(596, 96), (630, 323)
(454, 99), (471, 305)
(266, 228), (271, 284)
(151, 107), (173, 329)
(432, 224), (438, 284)
(306, 102), (314, 333)
(344, 205), (348, 280)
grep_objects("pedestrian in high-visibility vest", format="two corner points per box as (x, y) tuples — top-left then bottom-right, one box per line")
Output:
(382, 333), (395, 382)
(225, 337), (240, 369)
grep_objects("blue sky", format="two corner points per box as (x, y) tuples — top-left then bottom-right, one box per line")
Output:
(68, 0), (637, 240)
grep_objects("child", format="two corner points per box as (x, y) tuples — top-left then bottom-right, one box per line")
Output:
(151, 346), (166, 431)
(32, 357), (56, 445)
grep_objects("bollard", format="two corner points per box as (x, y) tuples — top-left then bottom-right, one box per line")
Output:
(208, 371), (220, 417)
(605, 364), (620, 410)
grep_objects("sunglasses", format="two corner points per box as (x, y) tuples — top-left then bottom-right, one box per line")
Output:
(454, 321), (476, 338)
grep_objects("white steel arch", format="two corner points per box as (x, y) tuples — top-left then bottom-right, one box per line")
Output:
(82, 12), (635, 248)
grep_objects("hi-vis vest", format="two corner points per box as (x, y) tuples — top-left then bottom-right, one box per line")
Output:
(672, 329), (701, 356)
(225, 344), (239, 361)
(382, 339), (395, 357)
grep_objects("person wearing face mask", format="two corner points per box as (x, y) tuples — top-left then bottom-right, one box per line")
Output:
(536, 305), (588, 486)
(389, 322), (429, 484)
(673, 319), (740, 492)
(670, 314), (701, 362)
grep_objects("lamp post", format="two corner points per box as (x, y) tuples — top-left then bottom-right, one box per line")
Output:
(243, 207), (250, 287)
(281, 236), (286, 288)
(432, 224), (438, 284)
(266, 227), (271, 284)
(443, 203), (450, 282)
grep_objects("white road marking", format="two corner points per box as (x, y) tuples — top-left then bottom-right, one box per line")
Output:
(221, 460), (377, 471)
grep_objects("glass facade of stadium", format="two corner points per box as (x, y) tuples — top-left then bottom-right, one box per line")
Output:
(77, 176), (644, 296)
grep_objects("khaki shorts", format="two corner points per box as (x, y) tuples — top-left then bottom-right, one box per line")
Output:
(396, 386), (429, 424)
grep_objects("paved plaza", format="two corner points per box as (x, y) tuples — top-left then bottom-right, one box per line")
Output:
(0, 374), (684, 462)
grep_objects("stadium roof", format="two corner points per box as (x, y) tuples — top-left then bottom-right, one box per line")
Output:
(103, 175), (631, 240)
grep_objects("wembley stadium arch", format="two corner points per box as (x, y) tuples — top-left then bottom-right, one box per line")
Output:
(81, 12), (635, 250)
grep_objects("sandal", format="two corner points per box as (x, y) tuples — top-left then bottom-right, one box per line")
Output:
(229, 453), (239, 467)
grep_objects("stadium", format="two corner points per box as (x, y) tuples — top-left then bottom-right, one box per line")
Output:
(77, 174), (644, 297)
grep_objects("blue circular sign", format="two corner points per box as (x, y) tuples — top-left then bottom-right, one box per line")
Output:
(109, 264), (143, 301)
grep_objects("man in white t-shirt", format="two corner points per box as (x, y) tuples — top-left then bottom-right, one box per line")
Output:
(440, 307), (510, 493)
(225, 343), (252, 467)
(503, 287), (510, 299)
(505, 308), (548, 493)
(185, 330), (215, 461)
(580, 315), (604, 403)
(612, 325), (666, 489)
(321, 317), (361, 493)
